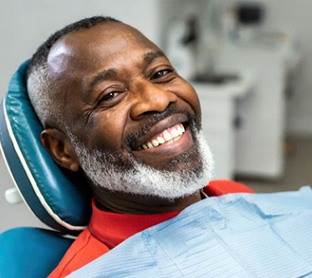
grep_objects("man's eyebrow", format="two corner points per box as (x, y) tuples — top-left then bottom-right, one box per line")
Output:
(86, 68), (117, 95)
(90, 68), (117, 88)
(144, 50), (167, 64)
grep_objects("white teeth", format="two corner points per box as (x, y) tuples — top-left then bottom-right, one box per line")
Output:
(141, 123), (186, 150)
(152, 139), (159, 147)
(178, 125), (184, 135)
(163, 130), (172, 141)
(171, 128), (179, 138)
(157, 136), (166, 144)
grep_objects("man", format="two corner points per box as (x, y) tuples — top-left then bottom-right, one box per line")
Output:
(26, 16), (253, 277)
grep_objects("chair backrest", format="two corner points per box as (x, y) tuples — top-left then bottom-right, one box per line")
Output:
(0, 61), (92, 234)
(0, 227), (74, 277)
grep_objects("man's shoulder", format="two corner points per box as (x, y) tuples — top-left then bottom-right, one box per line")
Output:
(48, 228), (110, 278)
(204, 179), (255, 197)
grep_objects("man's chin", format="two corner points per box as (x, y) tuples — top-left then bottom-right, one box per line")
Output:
(73, 128), (214, 199)
(94, 171), (207, 200)
(98, 131), (213, 199)
(125, 130), (214, 199)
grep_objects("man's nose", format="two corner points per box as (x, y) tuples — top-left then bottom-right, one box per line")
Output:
(129, 80), (178, 120)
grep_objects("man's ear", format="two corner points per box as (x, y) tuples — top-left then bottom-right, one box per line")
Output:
(40, 128), (80, 172)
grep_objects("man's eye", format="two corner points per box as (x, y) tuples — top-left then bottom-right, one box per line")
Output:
(151, 69), (173, 80)
(100, 91), (120, 102)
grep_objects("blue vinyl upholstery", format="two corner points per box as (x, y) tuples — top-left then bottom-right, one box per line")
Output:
(0, 62), (93, 276)
(0, 227), (74, 278)
(0, 61), (92, 234)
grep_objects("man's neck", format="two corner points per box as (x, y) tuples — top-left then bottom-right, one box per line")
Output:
(93, 188), (203, 214)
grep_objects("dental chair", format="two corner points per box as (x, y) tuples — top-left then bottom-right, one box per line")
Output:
(0, 61), (92, 277)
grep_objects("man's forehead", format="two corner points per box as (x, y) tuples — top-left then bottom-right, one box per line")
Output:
(47, 22), (154, 75)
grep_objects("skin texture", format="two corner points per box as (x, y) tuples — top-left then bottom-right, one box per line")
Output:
(40, 22), (205, 213)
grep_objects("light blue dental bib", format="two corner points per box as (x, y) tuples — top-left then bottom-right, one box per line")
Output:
(69, 187), (312, 278)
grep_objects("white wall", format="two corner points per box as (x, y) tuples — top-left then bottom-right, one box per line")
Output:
(0, 0), (162, 232)
(219, 0), (312, 135)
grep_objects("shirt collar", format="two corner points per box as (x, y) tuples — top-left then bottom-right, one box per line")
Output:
(88, 199), (181, 249)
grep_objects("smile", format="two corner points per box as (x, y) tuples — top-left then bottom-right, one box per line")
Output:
(141, 123), (185, 150)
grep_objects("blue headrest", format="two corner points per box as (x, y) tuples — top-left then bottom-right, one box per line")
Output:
(0, 61), (92, 234)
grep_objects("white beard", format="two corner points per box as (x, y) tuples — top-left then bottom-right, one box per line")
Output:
(69, 130), (214, 199)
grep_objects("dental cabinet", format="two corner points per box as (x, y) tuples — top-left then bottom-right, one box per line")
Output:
(192, 72), (253, 179)
(216, 34), (301, 179)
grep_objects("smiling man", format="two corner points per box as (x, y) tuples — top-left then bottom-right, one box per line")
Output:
(26, 16), (253, 277)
